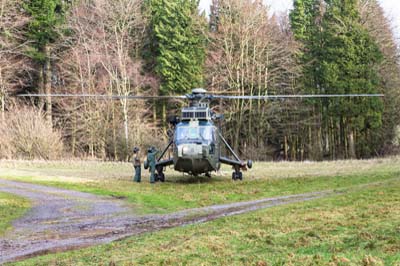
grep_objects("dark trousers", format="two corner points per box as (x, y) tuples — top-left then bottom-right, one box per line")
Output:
(134, 166), (141, 182)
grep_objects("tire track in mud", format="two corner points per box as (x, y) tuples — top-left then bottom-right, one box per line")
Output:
(0, 179), (357, 264)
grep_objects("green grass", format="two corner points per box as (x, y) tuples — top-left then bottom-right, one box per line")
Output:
(1, 158), (400, 265)
(9, 176), (400, 266)
(0, 192), (30, 236)
(1, 158), (400, 214)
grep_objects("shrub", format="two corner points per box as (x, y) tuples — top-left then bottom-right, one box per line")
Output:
(106, 119), (167, 161)
(0, 108), (63, 159)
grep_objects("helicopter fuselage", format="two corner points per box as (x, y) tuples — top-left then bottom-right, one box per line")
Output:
(154, 88), (251, 180)
(173, 120), (221, 175)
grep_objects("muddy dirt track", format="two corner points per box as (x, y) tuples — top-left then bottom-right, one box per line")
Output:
(0, 179), (340, 264)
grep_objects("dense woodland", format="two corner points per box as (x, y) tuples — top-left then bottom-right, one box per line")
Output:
(0, 0), (399, 161)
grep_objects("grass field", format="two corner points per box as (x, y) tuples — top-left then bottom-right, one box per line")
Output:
(1, 158), (400, 265)
(0, 192), (30, 236)
(8, 171), (400, 266)
(0, 158), (399, 214)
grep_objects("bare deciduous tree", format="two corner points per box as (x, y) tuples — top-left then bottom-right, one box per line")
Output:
(0, 0), (31, 120)
(207, 0), (300, 160)
(54, 0), (157, 159)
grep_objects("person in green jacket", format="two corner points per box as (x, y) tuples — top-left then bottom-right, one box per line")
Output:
(146, 146), (158, 184)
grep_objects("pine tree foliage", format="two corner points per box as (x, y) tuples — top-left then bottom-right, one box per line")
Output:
(147, 0), (206, 95)
(290, 0), (319, 42)
(24, 0), (66, 61)
(290, 0), (387, 158)
(360, 0), (400, 154)
(322, 0), (384, 156)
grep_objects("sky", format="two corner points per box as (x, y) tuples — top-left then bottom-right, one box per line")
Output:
(199, 0), (400, 42)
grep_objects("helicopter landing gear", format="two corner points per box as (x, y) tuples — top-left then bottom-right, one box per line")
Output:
(158, 172), (165, 182)
(232, 171), (243, 181)
(232, 166), (243, 181)
(156, 167), (165, 182)
(154, 173), (165, 182)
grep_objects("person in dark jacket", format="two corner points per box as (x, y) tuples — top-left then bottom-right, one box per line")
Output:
(132, 147), (141, 182)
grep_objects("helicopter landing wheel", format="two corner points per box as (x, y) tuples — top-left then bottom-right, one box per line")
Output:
(232, 171), (243, 181)
(155, 166), (165, 182)
(159, 172), (165, 182)
(238, 172), (243, 180)
(154, 173), (159, 182)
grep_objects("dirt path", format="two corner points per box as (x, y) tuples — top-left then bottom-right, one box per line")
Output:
(0, 179), (338, 264)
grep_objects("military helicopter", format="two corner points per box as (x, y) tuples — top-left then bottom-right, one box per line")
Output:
(19, 88), (383, 181)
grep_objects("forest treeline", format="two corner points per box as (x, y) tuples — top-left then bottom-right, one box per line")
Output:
(0, 0), (399, 161)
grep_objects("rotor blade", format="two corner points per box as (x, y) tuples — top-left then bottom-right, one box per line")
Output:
(213, 94), (384, 100)
(17, 93), (187, 99)
(17, 93), (385, 100)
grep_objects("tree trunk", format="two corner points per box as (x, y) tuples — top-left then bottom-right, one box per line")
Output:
(284, 135), (288, 161)
(162, 101), (167, 133)
(348, 129), (356, 159)
(0, 67), (4, 121)
(71, 111), (76, 156)
(38, 64), (45, 111)
(0, 93), (4, 122)
(43, 45), (52, 126)
(291, 136), (296, 161)
(122, 98), (129, 160)
(153, 101), (157, 124)
(112, 101), (118, 161)
(317, 126), (323, 160)
(234, 104), (243, 153)
(0, 91), (4, 122)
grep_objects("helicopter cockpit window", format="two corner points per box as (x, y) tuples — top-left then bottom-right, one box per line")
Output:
(200, 127), (212, 141)
(175, 126), (214, 143)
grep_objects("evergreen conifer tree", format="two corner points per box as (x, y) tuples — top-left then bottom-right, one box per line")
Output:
(290, 0), (384, 158)
(320, 0), (383, 157)
(147, 0), (206, 95)
(24, 0), (66, 123)
(290, 0), (318, 42)
(290, 0), (326, 159)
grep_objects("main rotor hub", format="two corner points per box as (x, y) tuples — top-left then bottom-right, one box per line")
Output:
(191, 88), (207, 95)
(180, 89), (210, 121)
(186, 88), (212, 109)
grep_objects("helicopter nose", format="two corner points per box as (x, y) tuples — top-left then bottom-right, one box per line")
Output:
(178, 144), (203, 157)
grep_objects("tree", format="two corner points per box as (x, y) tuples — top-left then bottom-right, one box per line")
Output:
(290, 0), (384, 159)
(290, 0), (319, 42)
(55, 0), (157, 160)
(0, 0), (32, 121)
(147, 0), (206, 95)
(290, 0), (326, 159)
(319, 0), (383, 158)
(24, 0), (66, 124)
(360, 0), (400, 155)
(207, 0), (301, 160)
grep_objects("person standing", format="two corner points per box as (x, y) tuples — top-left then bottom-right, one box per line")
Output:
(132, 147), (141, 182)
(146, 146), (158, 184)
